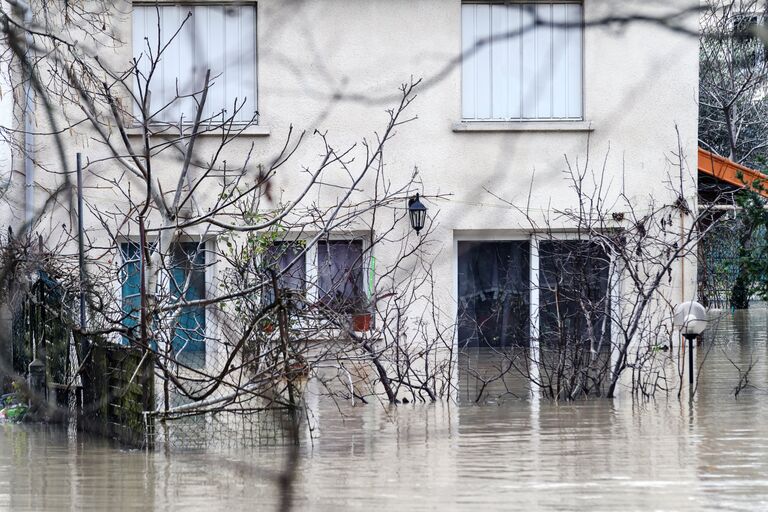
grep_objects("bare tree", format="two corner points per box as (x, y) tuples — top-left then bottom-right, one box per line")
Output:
(0, 0), (714, 427)
(459, 138), (719, 401)
(0, 0), (464, 455)
(700, 0), (768, 167)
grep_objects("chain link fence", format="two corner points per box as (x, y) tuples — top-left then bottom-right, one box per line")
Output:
(699, 212), (747, 309)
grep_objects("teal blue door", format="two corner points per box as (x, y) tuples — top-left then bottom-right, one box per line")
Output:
(119, 243), (141, 346)
(170, 243), (206, 367)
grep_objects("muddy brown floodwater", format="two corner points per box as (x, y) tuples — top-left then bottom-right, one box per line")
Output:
(2, 309), (768, 511)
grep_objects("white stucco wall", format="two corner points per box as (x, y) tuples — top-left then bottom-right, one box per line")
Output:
(250, 0), (701, 315)
(19, 0), (700, 362)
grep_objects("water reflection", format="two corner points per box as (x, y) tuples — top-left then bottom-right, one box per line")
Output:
(2, 309), (768, 510)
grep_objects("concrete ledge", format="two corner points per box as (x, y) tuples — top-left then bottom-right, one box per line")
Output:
(125, 125), (271, 137)
(452, 121), (594, 133)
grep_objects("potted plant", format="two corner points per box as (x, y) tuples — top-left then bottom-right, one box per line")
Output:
(350, 297), (372, 331)
(258, 315), (276, 334)
(351, 310), (372, 331)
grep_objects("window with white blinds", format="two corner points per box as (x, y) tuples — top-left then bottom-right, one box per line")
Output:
(461, 2), (582, 121)
(133, 4), (257, 124)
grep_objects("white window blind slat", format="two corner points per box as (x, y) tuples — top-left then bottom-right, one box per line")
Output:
(552, 4), (568, 117)
(461, 4), (478, 119)
(474, 4), (492, 119)
(520, 6), (537, 119)
(205, 6), (226, 121)
(177, 8), (195, 120)
(226, 7), (241, 114)
(508, 5), (523, 119)
(462, 2), (582, 121)
(160, 7), (181, 121)
(198, 5), (212, 119)
(566, 4), (583, 119)
(244, 7), (258, 119)
(534, 4), (553, 119)
(491, 4), (510, 119)
(132, 8), (148, 86)
(228, 6), (257, 121)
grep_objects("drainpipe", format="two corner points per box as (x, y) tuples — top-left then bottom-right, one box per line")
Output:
(680, 208), (685, 302)
(13, 0), (34, 228)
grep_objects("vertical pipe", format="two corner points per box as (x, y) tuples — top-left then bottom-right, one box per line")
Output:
(139, 219), (147, 350)
(76, 153), (87, 355)
(680, 210), (686, 304)
(21, 2), (35, 228)
(688, 334), (694, 388)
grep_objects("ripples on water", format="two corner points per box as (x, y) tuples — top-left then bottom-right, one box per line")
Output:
(3, 309), (768, 511)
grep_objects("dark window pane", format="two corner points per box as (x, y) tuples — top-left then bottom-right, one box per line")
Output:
(170, 242), (206, 367)
(457, 241), (530, 348)
(538, 240), (611, 353)
(318, 240), (365, 312)
(119, 242), (141, 346)
(263, 242), (306, 292)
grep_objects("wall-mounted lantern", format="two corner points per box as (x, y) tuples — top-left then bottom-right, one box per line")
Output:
(672, 301), (708, 390)
(408, 193), (427, 233)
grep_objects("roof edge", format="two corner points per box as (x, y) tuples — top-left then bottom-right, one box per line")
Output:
(698, 147), (768, 198)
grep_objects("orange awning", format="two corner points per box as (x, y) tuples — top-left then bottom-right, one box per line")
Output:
(698, 147), (768, 198)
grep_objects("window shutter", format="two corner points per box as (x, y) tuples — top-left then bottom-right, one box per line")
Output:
(133, 5), (257, 124)
(462, 2), (582, 121)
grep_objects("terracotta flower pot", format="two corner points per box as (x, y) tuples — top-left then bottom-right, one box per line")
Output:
(352, 313), (372, 331)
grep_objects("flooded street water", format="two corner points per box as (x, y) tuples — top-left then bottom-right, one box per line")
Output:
(3, 309), (768, 511)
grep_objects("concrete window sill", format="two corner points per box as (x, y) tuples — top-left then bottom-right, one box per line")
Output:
(124, 125), (271, 137)
(452, 121), (594, 133)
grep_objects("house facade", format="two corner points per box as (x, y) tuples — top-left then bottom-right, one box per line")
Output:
(4, 0), (700, 406)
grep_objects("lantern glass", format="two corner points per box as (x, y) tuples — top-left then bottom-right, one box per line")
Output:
(408, 194), (427, 233)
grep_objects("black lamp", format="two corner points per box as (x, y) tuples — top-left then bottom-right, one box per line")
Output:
(408, 193), (427, 233)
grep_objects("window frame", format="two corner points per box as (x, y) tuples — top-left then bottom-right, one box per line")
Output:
(271, 234), (372, 311)
(259, 234), (373, 333)
(260, 240), (308, 307)
(459, 0), (585, 123)
(118, 241), (143, 346)
(536, 238), (612, 352)
(117, 237), (213, 368)
(169, 241), (209, 368)
(453, 231), (619, 383)
(456, 239), (532, 349)
(315, 238), (368, 314)
(131, 0), (260, 127)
